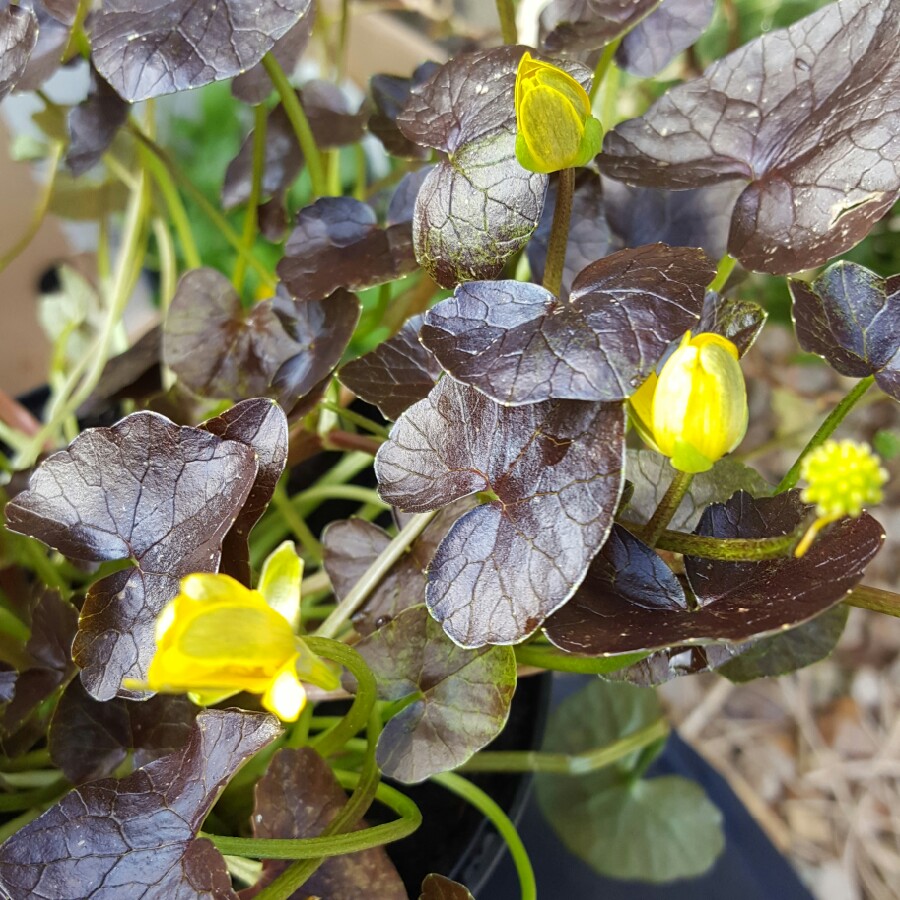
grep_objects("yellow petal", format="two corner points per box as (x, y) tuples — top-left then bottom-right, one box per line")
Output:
(519, 85), (585, 172)
(258, 540), (303, 629)
(262, 660), (307, 722)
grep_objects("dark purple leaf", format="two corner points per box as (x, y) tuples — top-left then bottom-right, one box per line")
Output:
(0, 710), (280, 899)
(789, 261), (900, 399)
(386, 166), (434, 228)
(0, 5), (38, 101)
(376, 378), (625, 646)
(602, 177), (742, 263)
(420, 874), (474, 900)
(65, 67), (129, 176)
(13, 2), (70, 93)
(91, 0), (313, 102)
(368, 64), (439, 160)
(5, 412), (258, 700)
(606, 645), (735, 687)
(339, 313), (442, 421)
(352, 606), (517, 782)
(244, 748), (407, 899)
(222, 104), (303, 211)
(421, 245), (715, 405)
(527, 170), (611, 300)
(698, 291), (767, 357)
(41, 0), (78, 25)
(321, 499), (476, 636)
(622, 450), (771, 533)
(163, 269), (359, 408)
(600, 0), (900, 274)
(232, 2), (313, 104)
(302, 80), (369, 148)
(277, 197), (416, 301)
(546, 493), (883, 655)
(49, 679), (198, 783)
(397, 47), (590, 288)
(540, 0), (660, 54)
(0, 591), (77, 744)
(200, 398), (288, 586)
(616, 0), (715, 77)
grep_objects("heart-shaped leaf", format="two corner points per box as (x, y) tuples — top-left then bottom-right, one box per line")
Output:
(0, 710), (280, 899)
(91, 0), (312, 101)
(369, 64), (440, 160)
(535, 679), (723, 882)
(420, 874), (474, 900)
(376, 378), (625, 646)
(200, 398), (288, 586)
(277, 197), (415, 302)
(615, 0), (715, 78)
(164, 268), (359, 408)
(600, 0), (900, 274)
(789, 260), (900, 400)
(243, 748), (407, 899)
(421, 245), (715, 405)
(539, 0), (660, 55)
(48, 679), (198, 783)
(545, 492), (883, 655)
(0, 5), (38, 101)
(351, 606), (517, 782)
(65, 67), (129, 176)
(397, 47), (591, 288)
(5, 411), (258, 699)
(339, 313), (443, 421)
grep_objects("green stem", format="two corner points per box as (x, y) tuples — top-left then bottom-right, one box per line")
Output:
(0, 141), (64, 275)
(495, 0), (517, 44)
(206, 776), (420, 859)
(459, 719), (669, 774)
(708, 253), (737, 293)
(233, 104), (267, 292)
(644, 469), (694, 547)
(588, 38), (621, 104)
(270, 485), (322, 565)
(305, 638), (376, 758)
(775, 375), (876, 493)
(315, 512), (437, 639)
(130, 126), (274, 288)
(15, 170), (149, 467)
(337, 0), (351, 80)
(255, 710), (383, 900)
(431, 772), (536, 900)
(846, 584), (900, 619)
(628, 524), (803, 561)
(514, 644), (645, 674)
(317, 400), (390, 437)
(262, 54), (327, 199)
(542, 167), (575, 298)
(292, 484), (387, 509)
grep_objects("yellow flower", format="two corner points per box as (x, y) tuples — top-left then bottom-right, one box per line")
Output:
(123, 542), (337, 722)
(514, 51), (602, 174)
(794, 439), (887, 557)
(630, 332), (748, 474)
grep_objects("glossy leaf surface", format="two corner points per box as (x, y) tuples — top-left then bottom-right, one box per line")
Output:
(352, 606), (517, 782)
(376, 378), (625, 646)
(540, 0), (660, 54)
(0, 5), (38, 101)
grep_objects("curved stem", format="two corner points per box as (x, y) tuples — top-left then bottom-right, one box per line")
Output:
(542, 167), (575, 298)
(708, 253), (737, 294)
(775, 376), (876, 494)
(206, 777), (420, 859)
(317, 400), (390, 437)
(315, 511), (437, 639)
(514, 644), (645, 674)
(233, 103), (267, 292)
(644, 469), (694, 547)
(634, 524), (803, 561)
(495, 0), (517, 44)
(304, 638), (376, 759)
(431, 772), (536, 900)
(262, 53), (327, 199)
(292, 484), (387, 508)
(459, 719), (668, 774)
(588, 38), (620, 105)
(254, 710), (383, 900)
(0, 141), (64, 275)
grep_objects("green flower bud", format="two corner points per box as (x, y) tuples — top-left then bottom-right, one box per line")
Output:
(629, 332), (748, 474)
(514, 51), (602, 174)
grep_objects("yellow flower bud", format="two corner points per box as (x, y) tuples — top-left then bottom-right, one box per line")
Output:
(123, 544), (338, 722)
(514, 51), (602, 174)
(630, 332), (748, 474)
